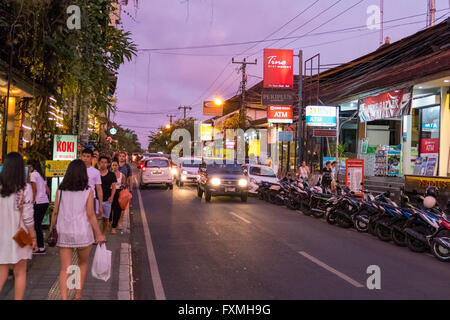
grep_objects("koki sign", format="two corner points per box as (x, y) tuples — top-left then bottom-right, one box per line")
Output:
(263, 49), (293, 89)
(268, 105), (293, 123)
(53, 135), (78, 161)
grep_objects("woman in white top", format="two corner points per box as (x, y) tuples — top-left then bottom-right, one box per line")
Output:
(110, 158), (126, 234)
(49, 159), (105, 300)
(29, 160), (50, 254)
(0, 152), (37, 300)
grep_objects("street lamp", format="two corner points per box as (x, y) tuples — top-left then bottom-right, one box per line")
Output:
(213, 98), (223, 106)
(165, 124), (171, 129)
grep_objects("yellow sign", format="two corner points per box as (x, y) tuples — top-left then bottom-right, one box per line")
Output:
(405, 175), (450, 192)
(248, 139), (260, 157)
(201, 124), (213, 141)
(45, 160), (71, 178)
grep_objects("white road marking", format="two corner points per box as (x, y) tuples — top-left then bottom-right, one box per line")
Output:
(135, 177), (167, 300)
(230, 211), (251, 224)
(298, 251), (364, 288)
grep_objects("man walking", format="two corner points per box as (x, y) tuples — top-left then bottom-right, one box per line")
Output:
(81, 148), (103, 218)
(98, 156), (117, 234)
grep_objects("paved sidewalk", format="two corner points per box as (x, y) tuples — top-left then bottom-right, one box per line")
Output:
(0, 207), (134, 300)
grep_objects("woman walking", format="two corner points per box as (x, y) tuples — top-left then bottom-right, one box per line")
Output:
(0, 152), (37, 300)
(29, 160), (50, 255)
(110, 158), (125, 234)
(49, 159), (105, 300)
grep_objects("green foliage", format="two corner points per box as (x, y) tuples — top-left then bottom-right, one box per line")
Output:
(0, 0), (137, 160)
(148, 117), (196, 153)
(109, 122), (142, 154)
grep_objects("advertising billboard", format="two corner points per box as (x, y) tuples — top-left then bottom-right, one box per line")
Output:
(267, 105), (293, 123)
(305, 106), (337, 127)
(263, 49), (294, 89)
(203, 101), (223, 116)
(359, 88), (412, 122)
(53, 135), (78, 161)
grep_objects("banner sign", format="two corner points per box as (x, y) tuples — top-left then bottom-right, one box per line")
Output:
(263, 49), (294, 89)
(420, 138), (439, 154)
(268, 105), (293, 123)
(305, 106), (337, 127)
(45, 160), (71, 178)
(53, 135), (78, 161)
(278, 131), (293, 142)
(346, 159), (364, 192)
(313, 129), (336, 137)
(203, 101), (223, 116)
(262, 89), (294, 105)
(359, 88), (412, 122)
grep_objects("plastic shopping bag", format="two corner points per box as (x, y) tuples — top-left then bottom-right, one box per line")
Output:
(91, 244), (112, 282)
(118, 189), (132, 210)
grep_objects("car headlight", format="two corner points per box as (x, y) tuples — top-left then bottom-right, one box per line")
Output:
(182, 170), (188, 175)
(210, 177), (221, 186)
(171, 168), (178, 175)
(238, 179), (248, 187)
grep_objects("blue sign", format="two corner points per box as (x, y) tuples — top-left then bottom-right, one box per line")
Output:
(422, 123), (438, 130)
(305, 106), (337, 127)
(278, 131), (293, 142)
(305, 116), (337, 126)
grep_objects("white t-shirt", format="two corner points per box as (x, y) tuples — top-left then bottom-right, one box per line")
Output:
(30, 171), (49, 204)
(87, 166), (102, 194)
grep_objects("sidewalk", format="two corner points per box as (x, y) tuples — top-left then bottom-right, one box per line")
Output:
(0, 207), (134, 300)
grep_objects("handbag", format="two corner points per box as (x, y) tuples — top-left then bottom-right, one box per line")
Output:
(47, 190), (62, 247)
(12, 191), (33, 248)
(118, 188), (132, 211)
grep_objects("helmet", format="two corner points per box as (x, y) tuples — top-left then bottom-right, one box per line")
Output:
(425, 186), (439, 198)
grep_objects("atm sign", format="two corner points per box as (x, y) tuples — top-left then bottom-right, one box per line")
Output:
(268, 105), (293, 123)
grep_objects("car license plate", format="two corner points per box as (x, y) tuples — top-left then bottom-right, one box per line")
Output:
(152, 171), (162, 174)
(225, 187), (236, 192)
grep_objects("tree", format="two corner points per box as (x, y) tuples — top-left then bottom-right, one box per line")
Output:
(0, 0), (137, 161)
(147, 117), (196, 154)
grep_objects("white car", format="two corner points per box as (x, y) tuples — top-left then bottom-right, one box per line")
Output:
(242, 164), (279, 194)
(139, 157), (174, 189)
(176, 157), (202, 187)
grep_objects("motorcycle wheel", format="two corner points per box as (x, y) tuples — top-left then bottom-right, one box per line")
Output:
(406, 226), (428, 253)
(353, 215), (369, 232)
(326, 211), (337, 225)
(368, 219), (377, 236)
(431, 230), (450, 262)
(375, 223), (392, 242)
(391, 228), (407, 247)
(336, 215), (353, 228)
(300, 200), (312, 216)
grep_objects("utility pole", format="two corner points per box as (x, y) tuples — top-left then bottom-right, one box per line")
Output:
(379, 0), (384, 46)
(178, 105), (192, 119)
(167, 114), (176, 125)
(427, 0), (436, 27)
(232, 57), (257, 128)
(296, 50), (303, 168)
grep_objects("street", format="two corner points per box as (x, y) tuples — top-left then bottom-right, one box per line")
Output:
(130, 182), (450, 300)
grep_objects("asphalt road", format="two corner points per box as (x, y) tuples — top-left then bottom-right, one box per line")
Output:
(130, 182), (450, 300)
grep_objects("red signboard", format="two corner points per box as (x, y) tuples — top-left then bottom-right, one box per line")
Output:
(346, 159), (364, 193)
(359, 88), (412, 122)
(421, 138), (439, 154)
(313, 129), (336, 137)
(263, 49), (294, 89)
(267, 105), (293, 123)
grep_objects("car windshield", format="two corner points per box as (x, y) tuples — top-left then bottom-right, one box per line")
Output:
(146, 159), (169, 168)
(182, 161), (200, 168)
(250, 166), (276, 177)
(206, 163), (243, 174)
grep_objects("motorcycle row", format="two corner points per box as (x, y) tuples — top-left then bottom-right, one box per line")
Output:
(256, 178), (450, 263)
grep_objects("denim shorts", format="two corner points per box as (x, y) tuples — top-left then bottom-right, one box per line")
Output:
(102, 201), (112, 219)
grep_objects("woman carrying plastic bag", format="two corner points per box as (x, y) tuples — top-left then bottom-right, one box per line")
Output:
(91, 243), (112, 282)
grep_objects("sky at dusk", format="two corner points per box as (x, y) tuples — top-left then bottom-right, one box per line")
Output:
(113, 0), (450, 148)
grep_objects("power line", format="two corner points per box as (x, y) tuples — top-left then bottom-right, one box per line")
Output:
(138, 9), (449, 52)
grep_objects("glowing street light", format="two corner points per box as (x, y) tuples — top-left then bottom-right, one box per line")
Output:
(214, 98), (223, 106)
(165, 124), (171, 129)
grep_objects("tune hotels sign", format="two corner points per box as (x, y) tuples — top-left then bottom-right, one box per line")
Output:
(268, 105), (293, 123)
(263, 49), (293, 89)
